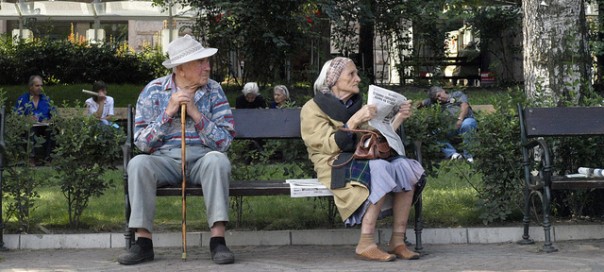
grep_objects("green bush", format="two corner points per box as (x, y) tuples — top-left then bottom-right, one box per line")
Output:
(49, 104), (125, 229)
(405, 87), (528, 225)
(0, 35), (169, 85)
(467, 87), (527, 224)
(2, 109), (45, 232)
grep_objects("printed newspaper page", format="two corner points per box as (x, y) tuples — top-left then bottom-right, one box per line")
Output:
(367, 85), (407, 156)
(286, 179), (333, 198)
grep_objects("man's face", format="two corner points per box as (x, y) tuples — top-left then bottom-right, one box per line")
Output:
(434, 90), (449, 103)
(29, 78), (43, 96)
(179, 58), (211, 89)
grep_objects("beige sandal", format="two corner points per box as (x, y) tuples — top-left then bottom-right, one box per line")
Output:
(354, 245), (396, 262)
(388, 244), (420, 260)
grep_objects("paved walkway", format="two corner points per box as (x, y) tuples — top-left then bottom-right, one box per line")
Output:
(1, 239), (604, 271)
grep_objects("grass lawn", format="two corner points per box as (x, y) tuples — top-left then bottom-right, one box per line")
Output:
(5, 160), (486, 234)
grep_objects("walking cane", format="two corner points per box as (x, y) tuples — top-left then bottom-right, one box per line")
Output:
(180, 104), (187, 261)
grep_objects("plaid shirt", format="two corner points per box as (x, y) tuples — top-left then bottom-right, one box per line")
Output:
(133, 74), (235, 154)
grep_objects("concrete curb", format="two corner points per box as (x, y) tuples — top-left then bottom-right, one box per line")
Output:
(5, 224), (604, 250)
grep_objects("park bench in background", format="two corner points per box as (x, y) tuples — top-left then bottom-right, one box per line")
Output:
(517, 104), (604, 252)
(401, 56), (481, 86)
(122, 106), (427, 251)
(56, 107), (129, 129)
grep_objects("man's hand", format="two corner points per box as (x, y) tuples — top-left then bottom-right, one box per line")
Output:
(98, 92), (106, 103)
(166, 90), (203, 122)
(455, 119), (462, 129)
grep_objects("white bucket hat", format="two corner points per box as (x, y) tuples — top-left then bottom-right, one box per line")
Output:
(162, 34), (218, 69)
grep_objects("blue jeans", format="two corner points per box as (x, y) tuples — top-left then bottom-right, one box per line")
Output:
(441, 118), (477, 159)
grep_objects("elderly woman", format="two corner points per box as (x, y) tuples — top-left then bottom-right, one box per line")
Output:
(269, 85), (290, 108)
(300, 57), (425, 262)
(235, 82), (267, 109)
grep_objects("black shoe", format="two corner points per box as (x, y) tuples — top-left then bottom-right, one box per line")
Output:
(211, 244), (235, 264)
(118, 243), (154, 265)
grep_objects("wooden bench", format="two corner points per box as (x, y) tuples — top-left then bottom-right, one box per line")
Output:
(56, 107), (129, 121)
(401, 56), (481, 85)
(517, 104), (604, 252)
(122, 106), (427, 251)
(56, 107), (129, 129)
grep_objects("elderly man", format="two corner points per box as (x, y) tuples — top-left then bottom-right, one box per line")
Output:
(417, 86), (477, 163)
(118, 35), (236, 265)
(15, 75), (53, 122)
(15, 75), (55, 164)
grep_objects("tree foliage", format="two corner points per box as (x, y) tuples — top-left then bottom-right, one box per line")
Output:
(169, 0), (322, 86)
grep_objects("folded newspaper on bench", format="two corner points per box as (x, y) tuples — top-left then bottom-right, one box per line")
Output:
(367, 85), (407, 156)
(286, 179), (333, 198)
(566, 167), (604, 178)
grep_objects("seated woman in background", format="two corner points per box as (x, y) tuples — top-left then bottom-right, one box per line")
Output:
(269, 85), (291, 109)
(85, 80), (117, 127)
(235, 82), (267, 109)
(300, 57), (425, 262)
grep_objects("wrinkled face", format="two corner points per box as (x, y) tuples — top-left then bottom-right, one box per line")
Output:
(273, 90), (286, 104)
(29, 78), (43, 96)
(333, 62), (361, 99)
(434, 90), (449, 103)
(178, 58), (211, 89)
(245, 93), (257, 103)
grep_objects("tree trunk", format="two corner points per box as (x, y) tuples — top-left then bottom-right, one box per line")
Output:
(358, 0), (376, 84)
(596, 0), (604, 88)
(523, 0), (591, 105)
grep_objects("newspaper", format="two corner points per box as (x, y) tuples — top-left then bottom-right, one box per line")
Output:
(367, 85), (407, 156)
(566, 167), (604, 178)
(286, 179), (333, 198)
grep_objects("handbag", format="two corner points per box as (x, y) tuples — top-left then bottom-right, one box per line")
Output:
(329, 128), (392, 168)
(347, 128), (392, 160)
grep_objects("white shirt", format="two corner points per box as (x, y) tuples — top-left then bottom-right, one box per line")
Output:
(85, 96), (115, 120)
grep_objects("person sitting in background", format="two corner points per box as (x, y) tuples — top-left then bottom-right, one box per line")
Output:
(235, 82), (267, 109)
(15, 75), (55, 164)
(85, 80), (116, 127)
(15, 75), (53, 123)
(417, 86), (477, 163)
(269, 85), (290, 109)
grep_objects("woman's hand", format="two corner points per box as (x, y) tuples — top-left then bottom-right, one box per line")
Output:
(347, 104), (377, 129)
(391, 100), (413, 129)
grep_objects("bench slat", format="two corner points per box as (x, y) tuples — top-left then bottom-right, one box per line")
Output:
(524, 107), (604, 137)
(551, 177), (604, 190)
(156, 181), (291, 196)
